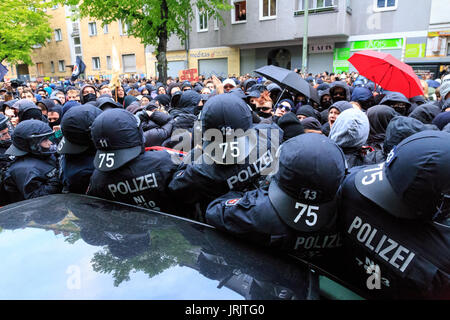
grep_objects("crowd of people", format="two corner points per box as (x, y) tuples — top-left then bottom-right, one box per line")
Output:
(0, 68), (449, 299)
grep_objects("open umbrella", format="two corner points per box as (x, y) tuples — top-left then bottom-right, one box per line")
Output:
(254, 65), (315, 104)
(348, 50), (423, 98)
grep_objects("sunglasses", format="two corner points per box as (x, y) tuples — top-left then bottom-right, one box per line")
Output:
(257, 107), (272, 112)
(277, 105), (291, 112)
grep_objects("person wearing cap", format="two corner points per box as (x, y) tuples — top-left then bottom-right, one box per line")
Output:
(206, 133), (347, 261)
(301, 117), (323, 134)
(1, 120), (61, 204)
(15, 100), (46, 123)
(351, 87), (375, 111)
(222, 79), (236, 93)
(168, 93), (282, 216)
(87, 108), (180, 215)
(57, 105), (102, 194)
(337, 131), (450, 299)
(97, 96), (122, 111)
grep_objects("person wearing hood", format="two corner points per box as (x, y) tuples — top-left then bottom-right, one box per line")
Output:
(432, 111), (450, 130)
(329, 81), (351, 103)
(366, 105), (399, 150)
(379, 92), (412, 116)
(135, 101), (174, 147)
(79, 84), (98, 105)
(351, 87), (375, 111)
(47, 103), (63, 133)
(318, 89), (332, 121)
(181, 82), (193, 92)
(409, 95), (427, 114)
(112, 85), (126, 106)
(329, 108), (370, 168)
(322, 101), (353, 137)
(57, 105), (102, 194)
(167, 82), (180, 97)
(408, 103), (441, 124)
(296, 105), (321, 121)
(97, 96), (122, 111)
(123, 95), (138, 109)
(87, 108), (180, 215)
(301, 117), (323, 134)
(172, 89), (201, 116)
(156, 85), (167, 95)
(2, 120), (61, 204)
(15, 100), (46, 123)
(277, 112), (304, 142)
(154, 94), (171, 110)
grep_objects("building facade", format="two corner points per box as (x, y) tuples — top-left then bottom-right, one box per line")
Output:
(4, 0), (449, 81)
(148, 0), (448, 79)
(7, 4), (147, 82)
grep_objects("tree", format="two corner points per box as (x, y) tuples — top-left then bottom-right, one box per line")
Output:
(63, 0), (231, 83)
(0, 0), (52, 64)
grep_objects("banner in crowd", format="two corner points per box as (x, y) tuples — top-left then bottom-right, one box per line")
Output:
(178, 68), (199, 82)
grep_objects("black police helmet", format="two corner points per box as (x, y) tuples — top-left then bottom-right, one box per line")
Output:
(58, 105), (103, 154)
(269, 133), (347, 232)
(6, 120), (54, 156)
(91, 108), (144, 172)
(355, 130), (450, 220)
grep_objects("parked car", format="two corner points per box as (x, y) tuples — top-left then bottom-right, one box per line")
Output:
(0, 194), (364, 300)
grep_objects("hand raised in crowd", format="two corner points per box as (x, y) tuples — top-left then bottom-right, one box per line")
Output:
(211, 75), (224, 94)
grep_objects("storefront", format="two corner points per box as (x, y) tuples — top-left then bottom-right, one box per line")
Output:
(189, 47), (240, 78)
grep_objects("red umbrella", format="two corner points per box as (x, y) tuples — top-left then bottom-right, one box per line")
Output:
(348, 50), (423, 98)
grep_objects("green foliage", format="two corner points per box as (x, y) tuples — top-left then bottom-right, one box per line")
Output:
(91, 227), (197, 287)
(0, 0), (53, 64)
(63, 0), (231, 47)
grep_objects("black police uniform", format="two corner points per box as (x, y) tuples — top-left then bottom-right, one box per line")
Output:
(57, 105), (102, 194)
(87, 109), (180, 215)
(168, 94), (283, 213)
(206, 133), (347, 261)
(338, 131), (450, 299)
(2, 120), (61, 204)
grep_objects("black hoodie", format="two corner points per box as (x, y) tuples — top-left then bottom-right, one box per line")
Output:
(366, 105), (399, 150)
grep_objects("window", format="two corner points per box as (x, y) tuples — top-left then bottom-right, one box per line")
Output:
(92, 57), (101, 70)
(73, 37), (82, 55)
(88, 22), (97, 36)
(197, 9), (208, 32)
(103, 24), (109, 34)
(119, 20), (130, 35)
(260, 0), (277, 20)
(297, 0), (334, 10)
(122, 54), (136, 73)
(373, 0), (397, 11)
(231, 0), (246, 23)
(36, 63), (44, 76)
(54, 29), (62, 41)
(50, 61), (55, 73)
(58, 60), (65, 72)
(214, 17), (219, 30)
(106, 56), (112, 70)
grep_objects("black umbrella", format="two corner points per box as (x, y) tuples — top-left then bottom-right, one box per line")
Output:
(255, 65), (314, 103)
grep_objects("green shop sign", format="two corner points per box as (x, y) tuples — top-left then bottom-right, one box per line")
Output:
(404, 43), (426, 58)
(351, 38), (403, 51)
(333, 48), (350, 73)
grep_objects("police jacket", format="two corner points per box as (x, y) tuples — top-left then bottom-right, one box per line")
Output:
(60, 152), (95, 194)
(337, 168), (450, 299)
(2, 155), (61, 204)
(87, 150), (180, 215)
(142, 111), (174, 147)
(206, 188), (343, 262)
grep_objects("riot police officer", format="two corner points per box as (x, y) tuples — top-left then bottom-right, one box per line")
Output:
(0, 114), (14, 205)
(205, 133), (347, 261)
(338, 130), (450, 299)
(87, 108), (180, 215)
(168, 93), (283, 216)
(2, 120), (62, 204)
(57, 105), (102, 194)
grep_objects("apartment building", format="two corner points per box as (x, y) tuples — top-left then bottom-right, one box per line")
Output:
(147, 0), (449, 79)
(10, 4), (146, 82)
